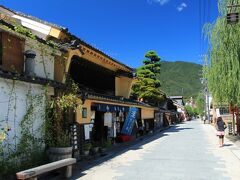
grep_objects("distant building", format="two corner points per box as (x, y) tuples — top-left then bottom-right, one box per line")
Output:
(169, 96), (187, 121)
(169, 96), (184, 106)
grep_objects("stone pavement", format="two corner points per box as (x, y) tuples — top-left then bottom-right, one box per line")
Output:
(56, 119), (240, 180)
(70, 127), (170, 173)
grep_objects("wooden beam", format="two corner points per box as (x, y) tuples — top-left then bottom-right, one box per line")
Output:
(16, 158), (76, 179)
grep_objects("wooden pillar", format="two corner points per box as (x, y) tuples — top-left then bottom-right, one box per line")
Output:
(235, 107), (240, 135)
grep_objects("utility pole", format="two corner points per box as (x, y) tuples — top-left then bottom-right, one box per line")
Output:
(205, 87), (210, 123)
(226, 2), (239, 134)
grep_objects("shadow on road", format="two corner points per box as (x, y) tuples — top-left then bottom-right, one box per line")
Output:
(223, 144), (233, 147)
(168, 127), (194, 132)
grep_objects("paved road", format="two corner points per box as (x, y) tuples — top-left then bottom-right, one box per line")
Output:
(72, 119), (240, 180)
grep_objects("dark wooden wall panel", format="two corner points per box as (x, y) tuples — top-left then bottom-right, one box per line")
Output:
(1, 32), (24, 73)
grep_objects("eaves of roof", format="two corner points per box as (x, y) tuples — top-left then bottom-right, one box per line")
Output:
(0, 69), (64, 88)
(80, 91), (155, 108)
(62, 31), (133, 72)
(158, 109), (179, 114)
(0, 5), (66, 30)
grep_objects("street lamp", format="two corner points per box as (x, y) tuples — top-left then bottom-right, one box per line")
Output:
(227, 12), (239, 24)
(227, 4), (240, 24)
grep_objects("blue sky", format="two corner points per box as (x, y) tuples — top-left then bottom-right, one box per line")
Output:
(1, 0), (218, 68)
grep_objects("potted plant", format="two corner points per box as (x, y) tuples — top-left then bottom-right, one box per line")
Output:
(100, 139), (112, 153)
(91, 141), (100, 154)
(45, 79), (79, 162)
(82, 143), (92, 156)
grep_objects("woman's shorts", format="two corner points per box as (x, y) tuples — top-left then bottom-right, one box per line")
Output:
(216, 131), (225, 136)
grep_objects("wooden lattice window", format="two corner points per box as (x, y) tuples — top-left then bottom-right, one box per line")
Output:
(219, 107), (229, 115)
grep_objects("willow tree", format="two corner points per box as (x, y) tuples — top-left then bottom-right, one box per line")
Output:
(196, 92), (205, 116)
(131, 50), (164, 105)
(205, 0), (240, 106)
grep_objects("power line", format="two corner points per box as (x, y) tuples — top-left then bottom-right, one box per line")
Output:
(199, 0), (205, 59)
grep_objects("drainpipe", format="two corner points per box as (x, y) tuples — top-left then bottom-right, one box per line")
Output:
(24, 50), (36, 76)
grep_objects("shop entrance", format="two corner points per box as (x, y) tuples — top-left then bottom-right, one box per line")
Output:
(93, 111), (105, 143)
(144, 119), (154, 133)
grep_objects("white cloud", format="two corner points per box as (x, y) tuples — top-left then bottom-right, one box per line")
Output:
(147, 0), (171, 6)
(177, 2), (187, 12)
(181, 2), (187, 8)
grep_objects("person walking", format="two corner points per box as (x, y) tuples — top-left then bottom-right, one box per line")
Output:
(215, 116), (226, 147)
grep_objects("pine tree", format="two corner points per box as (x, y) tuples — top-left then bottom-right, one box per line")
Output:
(131, 50), (164, 105)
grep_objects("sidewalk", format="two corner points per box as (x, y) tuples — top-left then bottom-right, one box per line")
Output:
(200, 119), (240, 148)
(48, 126), (171, 180)
(203, 120), (240, 179)
(225, 134), (240, 147)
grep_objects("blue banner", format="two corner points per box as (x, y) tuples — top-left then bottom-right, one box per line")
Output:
(121, 107), (138, 135)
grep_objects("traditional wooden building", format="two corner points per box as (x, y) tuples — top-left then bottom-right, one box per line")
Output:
(0, 6), (163, 158)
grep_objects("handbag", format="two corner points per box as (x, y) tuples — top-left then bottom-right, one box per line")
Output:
(224, 123), (227, 130)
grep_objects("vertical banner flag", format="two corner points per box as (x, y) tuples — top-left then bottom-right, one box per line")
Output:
(121, 107), (138, 135)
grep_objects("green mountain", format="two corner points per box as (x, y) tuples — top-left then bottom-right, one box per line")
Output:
(158, 61), (202, 99)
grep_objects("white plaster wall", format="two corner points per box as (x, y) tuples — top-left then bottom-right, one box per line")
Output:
(12, 15), (51, 37)
(0, 78), (46, 151)
(25, 43), (55, 80)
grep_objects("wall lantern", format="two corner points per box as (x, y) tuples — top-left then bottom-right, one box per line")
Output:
(227, 12), (239, 24)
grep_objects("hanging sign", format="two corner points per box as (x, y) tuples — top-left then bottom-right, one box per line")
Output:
(121, 107), (138, 135)
(93, 103), (129, 112)
(104, 112), (112, 127)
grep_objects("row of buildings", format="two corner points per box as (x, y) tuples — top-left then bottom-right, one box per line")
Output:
(0, 6), (186, 161)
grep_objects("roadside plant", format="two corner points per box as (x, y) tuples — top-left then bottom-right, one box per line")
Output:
(45, 78), (79, 147)
(0, 84), (47, 179)
(102, 139), (112, 148)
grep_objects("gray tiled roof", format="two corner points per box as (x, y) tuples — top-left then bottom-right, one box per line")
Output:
(0, 5), (66, 30)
